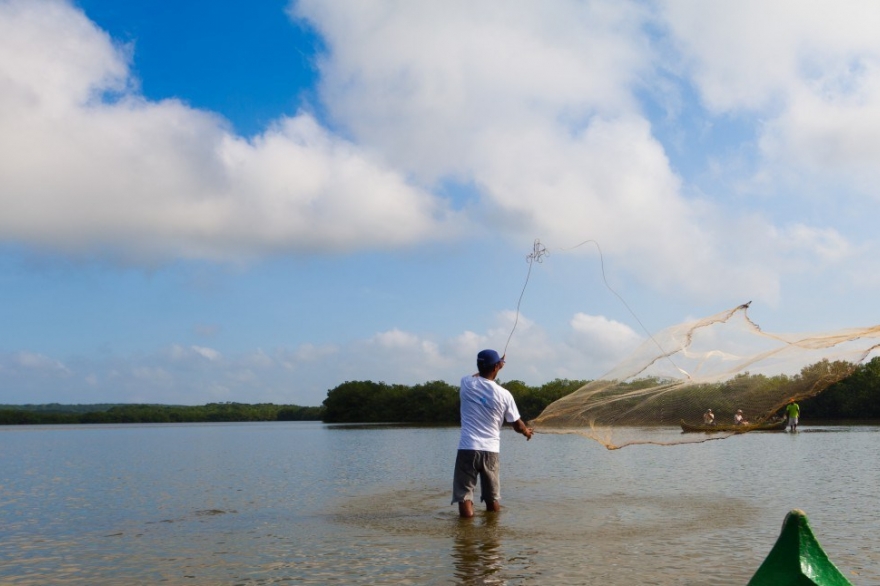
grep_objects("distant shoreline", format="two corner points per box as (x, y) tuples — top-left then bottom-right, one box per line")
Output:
(0, 402), (323, 425)
(2, 402), (878, 427)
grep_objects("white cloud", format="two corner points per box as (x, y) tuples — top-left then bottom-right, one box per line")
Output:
(776, 224), (851, 263)
(0, 0), (458, 263)
(370, 328), (421, 348)
(571, 313), (642, 352)
(192, 346), (222, 361)
(662, 0), (880, 189)
(290, 0), (815, 303)
(3, 0), (875, 301)
(761, 63), (880, 183)
(294, 0), (648, 181)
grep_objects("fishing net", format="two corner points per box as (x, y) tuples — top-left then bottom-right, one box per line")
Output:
(531, 303), (880, 449)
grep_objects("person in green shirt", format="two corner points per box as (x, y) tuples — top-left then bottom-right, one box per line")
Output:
(785, 399), (800, 432)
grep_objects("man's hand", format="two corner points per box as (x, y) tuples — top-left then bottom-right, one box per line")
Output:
(513, 419), (533, 440)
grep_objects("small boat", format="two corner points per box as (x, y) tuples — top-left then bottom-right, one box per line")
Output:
(679, 418), (788, 433)
(748, 509), (853, 585)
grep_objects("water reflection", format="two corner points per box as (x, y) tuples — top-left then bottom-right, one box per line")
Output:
(452, 514), (506, 585)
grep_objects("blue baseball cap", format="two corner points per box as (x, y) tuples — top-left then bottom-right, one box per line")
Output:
(477, 349), (503, 369)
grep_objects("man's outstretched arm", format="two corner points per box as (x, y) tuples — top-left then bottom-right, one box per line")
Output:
(512, 419), (533, 440)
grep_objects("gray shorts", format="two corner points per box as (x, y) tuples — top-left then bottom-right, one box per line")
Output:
(451, 449), (500, 504)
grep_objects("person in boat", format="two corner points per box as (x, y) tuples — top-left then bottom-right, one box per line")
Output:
(733, 409), (749, 425)
(452, 349), (533, 518)
(702, 409), (715, 425)
(785, 399), (800, 432)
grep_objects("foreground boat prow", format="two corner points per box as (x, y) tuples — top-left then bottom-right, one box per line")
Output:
(748, 509), (853, 586)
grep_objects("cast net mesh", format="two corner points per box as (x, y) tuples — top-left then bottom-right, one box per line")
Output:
(531, 302), (880, 449)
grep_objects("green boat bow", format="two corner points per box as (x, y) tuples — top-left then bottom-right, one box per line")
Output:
(748, 509), (853, 586)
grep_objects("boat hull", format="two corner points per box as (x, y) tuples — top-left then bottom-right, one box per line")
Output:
(679, 418), (787, 433)
(748, 509), (853, 585)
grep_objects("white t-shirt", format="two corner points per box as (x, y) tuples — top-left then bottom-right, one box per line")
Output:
(458, 374), (521, 453)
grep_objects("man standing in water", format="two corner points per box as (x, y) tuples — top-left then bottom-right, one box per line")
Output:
(786, 399), (800, 432)
(452, 349), (533, 518)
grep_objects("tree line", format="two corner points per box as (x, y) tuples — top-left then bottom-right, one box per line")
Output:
(694, 356), (880, 421)
(320, 378), (589, 423)
(801, 356), (880, 419)
(0, 402), (323, 425)
(0, 378), (586, 426)
(318, 357), (880, 424)
(3, 356), (880, 426)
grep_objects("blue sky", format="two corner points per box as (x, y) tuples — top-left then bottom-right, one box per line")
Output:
(3, 0), (880, 407)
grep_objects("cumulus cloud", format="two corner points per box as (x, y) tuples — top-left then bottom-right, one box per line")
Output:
(290, 0), (826, 303)
(1, 0), (868, 298)
(761, 65), (880, 188)
(346, 328), (449, 384)
(294, 0), (648, 180)
(0, 0), (458, 263)
(570, 313), (642, 359)
(661, 0), (880, 190)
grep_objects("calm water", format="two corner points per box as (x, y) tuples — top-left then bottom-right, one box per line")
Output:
(1, 422), (878, 585)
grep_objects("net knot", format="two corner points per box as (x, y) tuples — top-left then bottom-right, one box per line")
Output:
(527, 239), (548, 264)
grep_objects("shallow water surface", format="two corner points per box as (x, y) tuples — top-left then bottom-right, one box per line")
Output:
(0, 422), (877, 584)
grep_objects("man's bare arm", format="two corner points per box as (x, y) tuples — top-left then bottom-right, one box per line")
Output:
(512, 419), (533, 440)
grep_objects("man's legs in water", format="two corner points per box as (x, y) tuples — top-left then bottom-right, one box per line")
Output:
(458, 499), (500, 518)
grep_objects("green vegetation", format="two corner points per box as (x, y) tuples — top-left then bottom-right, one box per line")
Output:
(321, 378), (588, 423)
(801, 356), (880, 419)
(676, 357), (880, 422)
(0, 402), (323, 425)
(505, 378), (588, 421)
(321, 380), (458, 423)
(0, 403), (122, 414)
(0, 378), (586, 426)
(4, 356), (880, 426)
